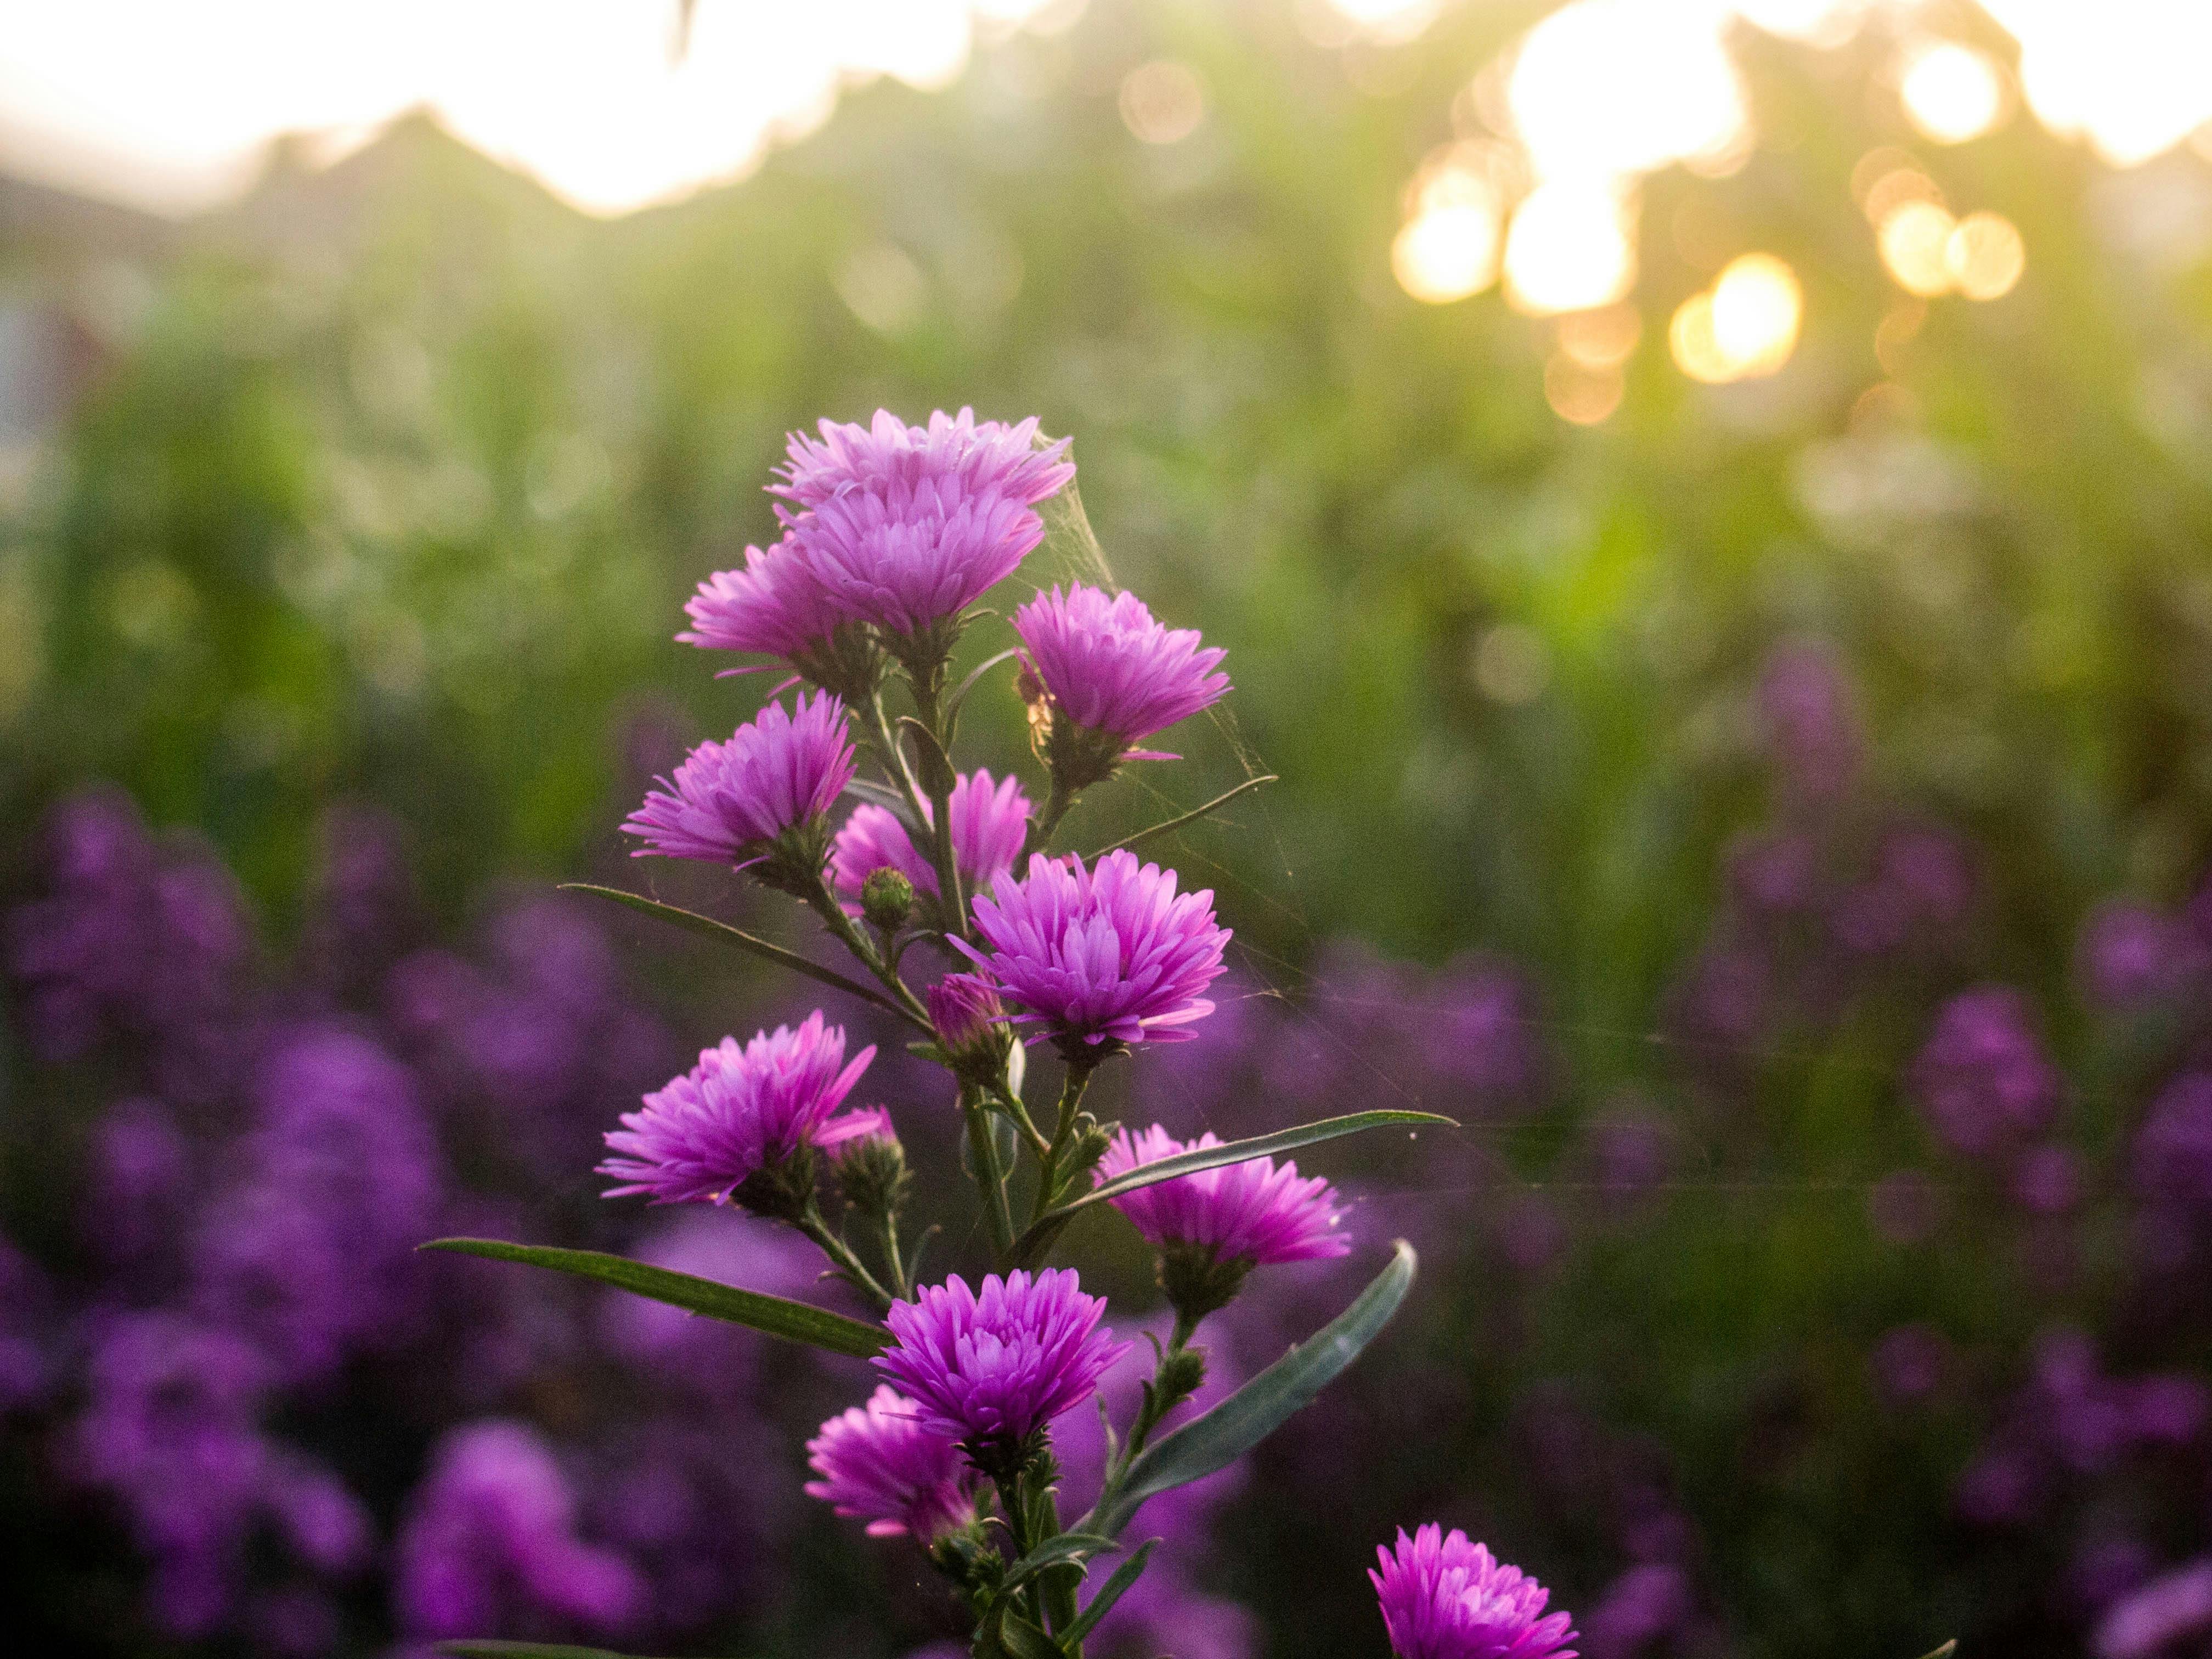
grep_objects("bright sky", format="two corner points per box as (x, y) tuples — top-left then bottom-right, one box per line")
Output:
(0, 0), (1064, 217)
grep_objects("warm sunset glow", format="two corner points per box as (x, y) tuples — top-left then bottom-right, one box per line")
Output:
(1393, 202), (1502, 304)
(1119, 61), (1206, 146)
(1505, 0), (1749, 184)
(0, 0), (1065, 216)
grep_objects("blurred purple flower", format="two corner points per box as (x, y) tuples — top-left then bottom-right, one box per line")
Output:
(393, 1420), (643, 1642)
(1369, 1525), (1578, 1659)
(1581, 1564), (1692, 1659)
(1870, 1324), (1951, 1409)
(1909, 987), (2060, 1156)
(2134, 1073), (2212, 1224)
(960, 850), (1231, 1051)
(1757, 641), (1861, 802)
(2080, 902), (2205, 1011)
(2094, 1558), (2212, 1659)
(2013, 1143), (2085, 1215)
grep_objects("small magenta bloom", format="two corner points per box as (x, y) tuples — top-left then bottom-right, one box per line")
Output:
(1096, 1125), (1350, 1265)
(599, 1012), (878, 1208)
(1909, 986), (2060, 1157)
(804, 1384), (978, 1542)
(873, 1269), (1128, 1463)
(832, 770), (1032, 909)
(623, 692), (855, 885)
(958, 850), (1231, 1050)
(927, 972), (1011, 1084)
(1370, 1525), (1577, 1659)
(679, 540), (881, 698)
(774, 408), (1074, 514)
(1013, 584), (1228, 782)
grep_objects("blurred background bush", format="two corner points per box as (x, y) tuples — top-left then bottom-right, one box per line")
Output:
(6, 1), (2212, 1656)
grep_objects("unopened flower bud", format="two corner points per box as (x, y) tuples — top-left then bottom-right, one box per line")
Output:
(834, 1129), (910, 1221)
(860, 866), (915, 933)
(1159, 1239), (1254, 1324)
(1146, 1342), (1209, 1420)
(927, 974), (1012, 1087)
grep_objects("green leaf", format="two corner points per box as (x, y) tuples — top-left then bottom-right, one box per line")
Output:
(1082, 1241), (1418, 1538)
(436, 1644), (685, 1659)
(1089, 775), (1278, 859)
(946, 646), (1022, 735)
(421, 1238), (887, 1359)
(1002, 1531), (1121, 1594)
(1056, 1538), (1159, 1650)
(1013, 1112), (1452, 1261)
(993, 1612), (1063, 1659)
(561, 884), (919, 1027)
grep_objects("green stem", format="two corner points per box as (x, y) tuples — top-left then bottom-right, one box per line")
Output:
(962, 1086), (1018, 1265)
(795, 1209), (894, 1313)
(1029, 1060), (1097, 1228)
(1023, 774), (1078, 860)
(904, 677), (969, 939)
(803, 881), (932, 1029)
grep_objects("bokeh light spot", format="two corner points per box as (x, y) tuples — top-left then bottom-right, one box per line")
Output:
(1118, 60), (1205, 145)
(1899, 40), (2007, 145)
(1505, 181), (1637, 317)
(1946, 210), (2025, 300)
(1878, 200), (1959, 297)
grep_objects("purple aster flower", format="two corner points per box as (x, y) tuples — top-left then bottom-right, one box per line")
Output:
(793, 475), (1047, 648)
(393, 1420), (643, 1642)
(1013, 584), (1229, 786)
(773, 408), (1074, 513)
(680, 538), (883, 699)
(957, 850), (1231, 1053)
(873, 1268), (1128, 1467)
(832, 769), (1032, 911)
(1370, 1525), (1578, 1659)
(1371, 1531), (1583, 1659)
(804, 1384), (979, 1542)
(1909, 987), (2061, 1157)
(599, 1012), (877, 1211)
(1096, 1124), (1348, 1317)
(622, 691), (855, 888)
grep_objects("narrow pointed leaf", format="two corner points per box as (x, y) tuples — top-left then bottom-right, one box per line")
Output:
(947, 646), (1022, 733)
(437, 1645), (687, 1659)
(560, 884), (916, 1026)
(1090, 775), (1278, 859)
(1083, 1241), (1418, 1538)
(1911, 1644), (1957, 1659)
(1014, 1111), (1451, 1260)
(1058, 1538), (1159, 1649)
(422, 1239), (886, 1359)
(1002, 1532), (1120, 1593)
(843, 776), (919, 819)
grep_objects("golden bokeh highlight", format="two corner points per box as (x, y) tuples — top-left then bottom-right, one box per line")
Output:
(1391, 145), (1508, 304)
(1946, 210), (2026, 300)
(1118, 61), (1206, 146)
(1878, 200), (1959, 297)
(1558, 303), (1641, 369)
(1504, 180), (1636, 316)
(1543, 353), (1625, 425)
(1899, 40), (2007, 145)
(1669, 252), (1801, 383)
